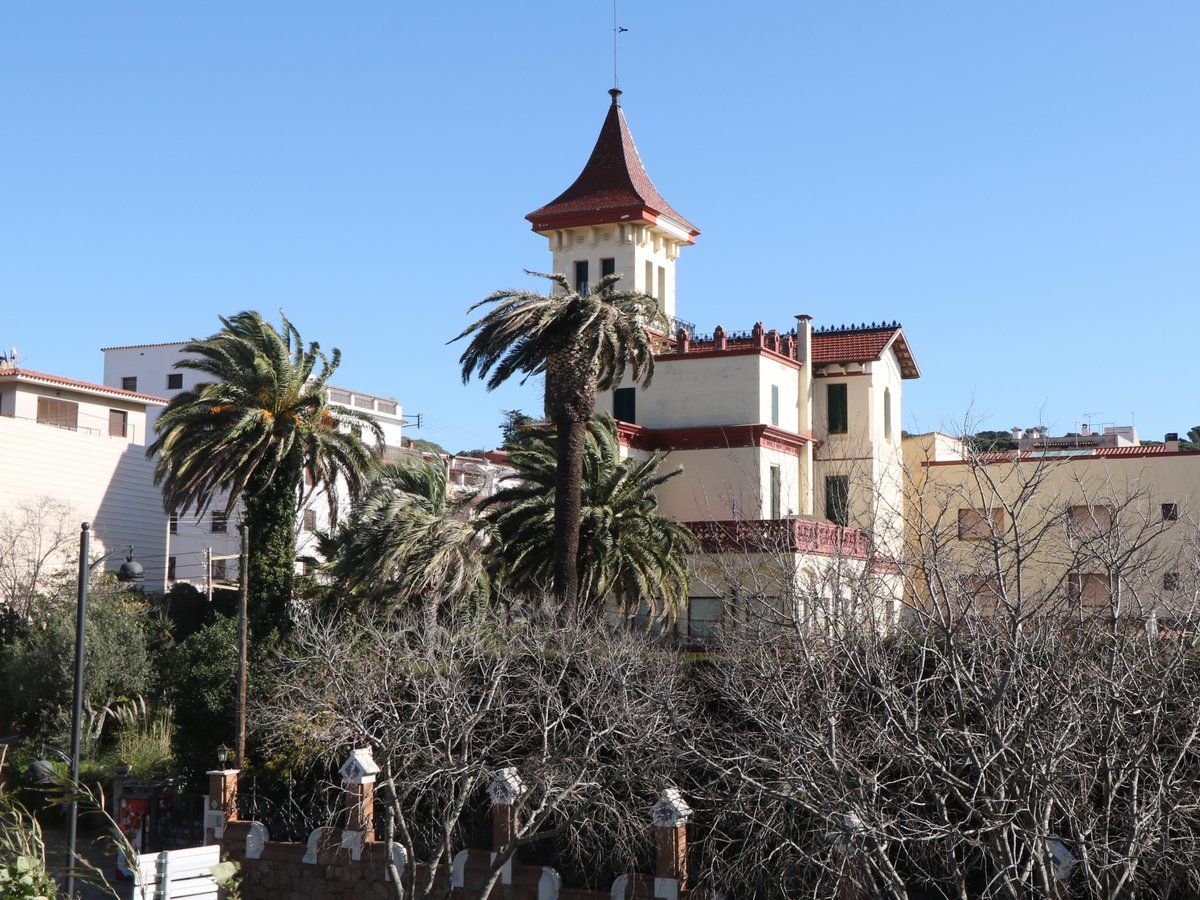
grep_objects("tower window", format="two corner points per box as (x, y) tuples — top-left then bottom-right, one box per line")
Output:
(1162, 502), (1179, 522)
(883, 387), (892, 441)
(827, 384), (848, 434)
(657, 266), (666, 304)
(574, 260), (589, 293)
(770, 385), (780, 427)
(769, 466), (782, 519)
(825, 476), (849, 527)
(613, 388), (636, 424)
(645, 260), (654, 298)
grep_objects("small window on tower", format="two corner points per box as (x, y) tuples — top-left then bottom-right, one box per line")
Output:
(574, 260), (589, 293)
(770, 385), (780, 427)
(645, 260), (654, 298)
(601, 257), (616, 288)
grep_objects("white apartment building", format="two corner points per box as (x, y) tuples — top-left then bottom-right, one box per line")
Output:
(0, 362), (170, 595)
(101, 341), (406, 589)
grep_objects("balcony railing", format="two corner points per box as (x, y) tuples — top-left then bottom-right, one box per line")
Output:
(685, 517), (872, 559)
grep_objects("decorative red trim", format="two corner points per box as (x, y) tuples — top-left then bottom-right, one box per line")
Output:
(812, 370), (869, 378)
(655, 347), (801, 370)
(686, 517), (871, 559)
(616, 422), (814, 455)
(0, 368), (169, 404)
(922, 448), (1200, 467)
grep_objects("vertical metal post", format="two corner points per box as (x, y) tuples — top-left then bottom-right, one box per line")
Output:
(206, 547), (214, 605)
(236, 524), (249, 769)
(66, 522), (90, 899)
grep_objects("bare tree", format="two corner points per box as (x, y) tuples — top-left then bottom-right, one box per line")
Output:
(255, 604), (687, 899)
(0, 496), (79, 622)
(674, 443), (1200, 899)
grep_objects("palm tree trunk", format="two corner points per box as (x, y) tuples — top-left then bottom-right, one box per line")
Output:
(244, 463), (300, 642)
(553, 415), (586, 612)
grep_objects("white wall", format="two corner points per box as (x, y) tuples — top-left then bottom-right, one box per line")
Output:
(0, 416), (169, 590)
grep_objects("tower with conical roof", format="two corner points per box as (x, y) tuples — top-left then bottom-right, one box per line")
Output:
(526, 89), (698, 323)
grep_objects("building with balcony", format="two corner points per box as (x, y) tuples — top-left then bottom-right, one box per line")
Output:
(0, 361), (170, 597)
(526, 90), (919, 636)
(101, 341), (407, 589)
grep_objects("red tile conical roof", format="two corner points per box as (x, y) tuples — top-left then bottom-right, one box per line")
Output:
(526, 89), (699, 238)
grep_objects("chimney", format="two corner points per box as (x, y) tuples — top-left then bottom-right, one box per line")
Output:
(1166, 432), (1180, 452)
(1011, 427), (1023, 442)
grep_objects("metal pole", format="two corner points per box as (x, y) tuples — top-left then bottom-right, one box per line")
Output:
(66, 522), (90, 899)
(206, 547), (213, 605)
(236, 524), (249, 769)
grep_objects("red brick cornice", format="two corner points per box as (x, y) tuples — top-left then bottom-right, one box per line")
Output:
(616, 422), (813, 456)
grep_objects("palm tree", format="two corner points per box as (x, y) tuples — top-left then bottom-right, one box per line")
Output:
(455, 271), (662, 610)
(480, 416), (694, 622)
(148, 311), (380, 639)
(318, 458), (491, 612)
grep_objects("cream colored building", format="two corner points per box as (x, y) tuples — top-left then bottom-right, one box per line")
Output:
(0, 363), (170, 594)
(903, 430), (1200, 623)
(526, 90), (920, 636)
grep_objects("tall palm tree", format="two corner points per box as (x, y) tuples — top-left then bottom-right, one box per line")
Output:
(480, 416), (694, 622)
(455, 271), (662, 610)
(148, 311), (380, 639)
(318, 458), (491, 612)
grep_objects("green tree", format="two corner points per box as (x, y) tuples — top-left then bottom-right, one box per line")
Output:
(319, 460), (490, 612)
(480, 416), (693, 621)
(455, 272), (661, 611)
(499, 409), (537, 452)
(148, 311), (380, 640)
(1182, 426), (1200, 451)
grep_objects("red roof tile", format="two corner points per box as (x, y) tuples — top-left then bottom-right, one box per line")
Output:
(0, 367), (168, 403)
(812, 326), (920, 379)
(526, 90), (698, 237)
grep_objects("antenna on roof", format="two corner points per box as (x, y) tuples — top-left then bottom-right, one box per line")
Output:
(612, 0), (628, 89)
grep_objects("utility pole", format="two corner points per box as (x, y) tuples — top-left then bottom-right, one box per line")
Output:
(236, 524), (249, 769)
(206, 547), (214, 605)
(65, 522), (90, 900)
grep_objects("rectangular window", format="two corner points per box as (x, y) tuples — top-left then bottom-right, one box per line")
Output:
(167, 373), (183, 390)
(645, 260), (654, 298)
(167, 556), (177, 581)
(211, 512), (228, 534)
(1162, 502), (1179, 522)
(769, 465), (782, 519)
(36, 397), (79, 430)
(825, 475), (849, 527)
(329, 389), (351, 404)
(1164, 572), (1181, 591)
(613, 387), (636, 424)
(303, 509), (317, 532)
(958, 507), (1004, 540)
(770, 385), (780, 427)
(883, 387), (892, 441)
(687, 596), (724, 640)
(108, 409), (128, 438)
(121, 376), (137, 391)
(1068, 504), (1113, 538)
(574, 260), (589, 293)
(827, 383), (848, 434)
(1068, 573), (1114, 607)
(657, 265), (666, 304)
(169, 514), (178, 535)
(600, 257), (616, 289)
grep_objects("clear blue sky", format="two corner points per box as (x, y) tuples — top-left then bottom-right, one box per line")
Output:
(3, 3), (1197, 452)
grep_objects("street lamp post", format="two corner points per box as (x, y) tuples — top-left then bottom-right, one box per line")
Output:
(65, 529), (145, 899)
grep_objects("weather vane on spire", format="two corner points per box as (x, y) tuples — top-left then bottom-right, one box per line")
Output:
(613, 0), (628, 89)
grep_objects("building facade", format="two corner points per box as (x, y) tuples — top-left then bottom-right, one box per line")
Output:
(0, 363), (169, 596)
(526, 90), (919, 636)
(101, 341), (407, 589)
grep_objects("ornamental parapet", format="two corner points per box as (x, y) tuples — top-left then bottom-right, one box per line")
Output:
(686, 517), (872, 559)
